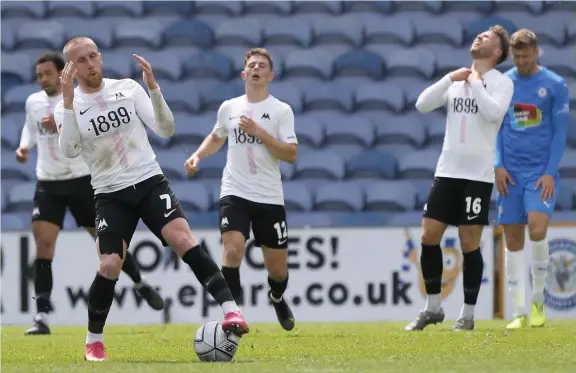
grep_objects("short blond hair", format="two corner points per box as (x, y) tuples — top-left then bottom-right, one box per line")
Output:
(62, 37), (98, 60)
(510, 29), (538, 50)
(243, 48), (273, 70)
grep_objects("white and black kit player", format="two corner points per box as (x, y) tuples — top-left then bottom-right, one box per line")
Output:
(405, 26), (514, 331)
(186, 48), (298, 331)
(56, 37), (248, 361)
(15, 52), (163, 337)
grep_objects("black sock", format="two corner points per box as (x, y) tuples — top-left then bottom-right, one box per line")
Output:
(421, 244), (443, 295)
(182, 246), (234, 305)
(121, 251), (142, 284)
(463, 248), (484, 305)
(221, 266), (242, 303)
(34, 258), (53, 314)
(268, 275), (289, 299)
(87, 272), (117, 334)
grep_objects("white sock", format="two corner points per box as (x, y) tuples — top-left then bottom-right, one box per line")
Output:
(460, 304), (475, 319)
(86, 332), (104, 344)
(531, 238), (549, 303)
(425, 294), (441, 312)
(506, 248), (526, 316)
(222, 301), (239, 315)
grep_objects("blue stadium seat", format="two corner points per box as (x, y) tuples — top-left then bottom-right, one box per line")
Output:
(213, 46), (251, 74)
(387, 211), (424, 226)
(322, 144), (364, 163)
(334, 50), (384, 79)
(374, 144), (418, 160)
(1, 53), (32, 84)
(294, 150), (345, 180)
(131, 51), (182, 81)
(280, 161), (295, 181)
(347, 150), (397, 179)
(63, 19), (114, 49)
(333, 211), (392, 227)
(314, 182), (364, 212)
(48, 1), (95, 17)
(443, 1), (494, 14)
(304, 83), (354, 112)
(557, 179), (576, 210)
(2, 23), (16, 51)
(171, 112), (213, 148)
(356, 83), (406, 113)
(493, 1), (544, 13)
(244, 1), (292, 15)
(398, 149), (441, 179)
(559, 150), (576, 178)
(1, 122), (22, 150)
(567, 107), (576, 148)
(434, 46), (472, 76)
(292, 1), (343, 14)
(101, 51), (133, 79)
(283, 181), (313, 211)
(465, 16), (517, 42)
(426, 116), (447, 145)
(284, 49), (334, 80)
(182, 51), (233, 81)
(324, 118), (374, 147)
(116, 19), (165, 49)
(163, 20), (215, 48)
(193, 150), (227, 179)
(161, 82), (201, 113)
(362, 14), (414, 46)
(3, 85), (38, 113)
(169, 182), (210, 212)
(17, 21), (65, 49)
(201, 83), (244, 111)
(410, 179), (433, 208)
(404, 80), (433, 108)
(386, 48), (436, 79)
(287, 212), (333, 228)
(214, 18), (263, 47)
(261, 18), (313, 47)
(313, 15), (363, 47)
(365, 181), (417, 212)
(95, 1), (144, 17)
(144, 1), (195, 16)
(5, 181), (35, 212)
(544, 1), (576, 11)
(344, 1), (393, 13)
(2, 212), (30, 230)
(195, 1), (243, 16)
(413, 16), (465, 47)
(540, 46), (576, 77)
(1, 2), (46, 18)
(1, 148), (35, 181)
(375, 116), (427, 148)
(293, 117), (324, 148)
(568, 21), (576, 44)
(185, 211), (218, 228)
(153, 150), (190, 180)
(269, 82), (303, 114)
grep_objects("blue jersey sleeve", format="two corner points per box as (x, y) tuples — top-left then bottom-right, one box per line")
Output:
(495, 124), (504, 168)
(544, 81), (569, 176)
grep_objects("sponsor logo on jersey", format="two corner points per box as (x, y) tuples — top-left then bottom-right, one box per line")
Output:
(510, 103), (542, 130)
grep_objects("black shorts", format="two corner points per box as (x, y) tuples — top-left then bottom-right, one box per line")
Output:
(423, 177), (493, 226)
(219, 195), (288, 249)
(94, 174), (186, 246)
(33, 175), (96, 228)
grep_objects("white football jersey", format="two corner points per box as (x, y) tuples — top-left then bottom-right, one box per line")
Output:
(55, 78), (173, 194)
(213, 95), (298, 205)
(20, 91), (90, 180)
(416, 69), (514, 183)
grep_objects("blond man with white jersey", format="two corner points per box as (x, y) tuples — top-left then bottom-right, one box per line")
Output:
(15, 52), (163, 337)
(405, 25), (514, 331)
(185, 48), (298, 331)
(55, 37), (248, 362)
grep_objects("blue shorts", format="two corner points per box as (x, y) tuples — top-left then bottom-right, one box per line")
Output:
(496, 171), (559, 224)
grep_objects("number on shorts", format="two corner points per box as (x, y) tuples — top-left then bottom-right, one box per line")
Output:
(273, 221), (288, 240)
(159, 193), (172, 210)
(465, 197), (482, 215)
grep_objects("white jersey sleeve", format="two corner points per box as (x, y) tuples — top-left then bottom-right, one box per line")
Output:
(212, 101), (230, 139)
(55, 100), (82, 158)
(278, 105), (298, 144)
(131, 82), (175, 138)
(469, 76), (514, 123)
(415, 75), (452, 113)
(19, 97), (37, 148)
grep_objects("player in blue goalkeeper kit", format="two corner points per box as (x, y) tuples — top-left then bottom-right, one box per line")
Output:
(495, 29), (570, 329)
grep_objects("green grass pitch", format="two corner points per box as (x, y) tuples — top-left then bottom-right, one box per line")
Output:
(2, 321), (576, 372)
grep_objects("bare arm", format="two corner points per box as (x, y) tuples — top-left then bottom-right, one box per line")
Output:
(256, 105), (298, 163)
(56, 102), (82, 158)
(469, 77), (514, 123)
(133, 81), (175, 138)
(415, 75), (452, 113)
(194, 132), (227, 159)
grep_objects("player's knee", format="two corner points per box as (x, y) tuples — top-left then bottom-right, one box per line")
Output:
(421, 218), (445, 245)
(96, 232), (125, 278)
(267, 265), (287, 280)
(458, 229), (482, 253)
(503, 225), (524, 250)
(98, 255), (123, 279)
(33, 234), (55, 259)
(223, 242), (244, 266)
(527, 213), (549, 241)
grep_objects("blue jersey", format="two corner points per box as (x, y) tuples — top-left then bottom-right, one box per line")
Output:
(495, 67), (570, 175)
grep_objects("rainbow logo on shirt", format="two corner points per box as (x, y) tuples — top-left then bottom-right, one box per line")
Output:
(510, 103), (542, 130)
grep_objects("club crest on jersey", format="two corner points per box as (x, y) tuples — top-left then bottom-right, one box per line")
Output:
(115, 92), (125, 100)
(538, 88), (547, 98)
(261, 113), (270, 120)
